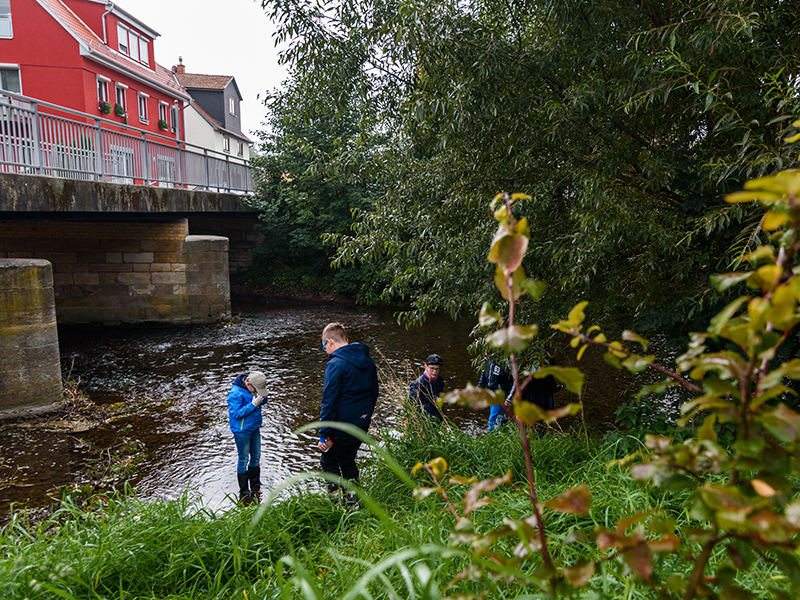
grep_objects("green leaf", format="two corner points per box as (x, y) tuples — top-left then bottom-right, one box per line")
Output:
(486, 324), (538, 356)
(621, 330), (649, 351)
(708, 296), (749, 336)
(519, 279), (547, 301)
(757, 404), (800, 443)
(622, 354), (655, 373)
(478, 302), (503, 327)
(710, 272), (753, 292)
(535, 366), (585, 396)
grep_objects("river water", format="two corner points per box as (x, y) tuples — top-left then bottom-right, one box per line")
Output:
(1, 299), (486, 515)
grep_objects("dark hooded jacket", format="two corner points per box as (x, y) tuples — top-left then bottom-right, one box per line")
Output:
(319, 343), (379, 439)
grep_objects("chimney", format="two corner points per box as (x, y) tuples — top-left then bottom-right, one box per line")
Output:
(175, 56), (186, 74)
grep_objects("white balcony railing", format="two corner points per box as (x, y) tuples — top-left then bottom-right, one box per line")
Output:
(0, 91), (253, 194)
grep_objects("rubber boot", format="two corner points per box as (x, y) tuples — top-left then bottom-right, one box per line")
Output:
(247, 466), (262, 503)
(237, 472), (253, 506)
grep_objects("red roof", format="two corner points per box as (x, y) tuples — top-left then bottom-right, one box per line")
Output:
(36, 0), (191, 101)
(174, 73), (234, 91)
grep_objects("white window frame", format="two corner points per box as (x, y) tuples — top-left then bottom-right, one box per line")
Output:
(0, 63), (21, 94)
(137, 92), (149, 123)
(237, 142), (244, 157)
(223, 136), (230, 153)
(139, 37), (149, 66)
(117, 23), (128, 55)
(96, 76), (110, 103)
(115, 84), (127, 113)
(117, 23), (150, 67)
(158, 101), (169, 125)
(228, 97), (237, 116)
(0, 0), (12, 39)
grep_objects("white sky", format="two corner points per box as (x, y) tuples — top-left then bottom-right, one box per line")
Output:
(130, 0), (289, 141)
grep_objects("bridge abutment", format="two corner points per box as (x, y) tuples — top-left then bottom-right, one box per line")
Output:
(0, 219), (231, 326)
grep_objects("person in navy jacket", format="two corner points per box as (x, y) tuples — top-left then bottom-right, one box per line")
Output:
(409, 354), (445, 423)
(478, 355), (513, 430)
(318, 322), (379, 500)
(227, 370), (268, 505)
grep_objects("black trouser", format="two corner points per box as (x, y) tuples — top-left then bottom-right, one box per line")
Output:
(320, 432), (362, 491)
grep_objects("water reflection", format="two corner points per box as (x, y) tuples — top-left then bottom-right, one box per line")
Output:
(53, 300), (482, 512)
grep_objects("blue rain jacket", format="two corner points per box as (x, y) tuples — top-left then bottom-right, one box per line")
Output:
(227, 373), (265, 434)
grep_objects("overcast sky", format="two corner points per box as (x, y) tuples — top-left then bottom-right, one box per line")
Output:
(131, 0), (288, 140)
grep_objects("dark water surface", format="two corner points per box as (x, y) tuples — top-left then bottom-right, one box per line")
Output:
(1, 300), (486, 515)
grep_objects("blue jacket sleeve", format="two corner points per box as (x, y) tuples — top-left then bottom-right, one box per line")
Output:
(478, 366), (488, 388)
(228, 387), (259, 420)
(319, 359), (342, 437)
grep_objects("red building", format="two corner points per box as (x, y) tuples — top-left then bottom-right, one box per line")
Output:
(0, 0), (190, 136)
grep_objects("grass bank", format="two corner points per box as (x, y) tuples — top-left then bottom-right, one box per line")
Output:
(0, 426), (782, 599)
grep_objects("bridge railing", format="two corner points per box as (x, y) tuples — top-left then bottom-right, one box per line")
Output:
(0, 91), (254, 193)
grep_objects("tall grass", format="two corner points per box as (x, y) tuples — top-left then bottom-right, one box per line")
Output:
(0, 396), (781, 599)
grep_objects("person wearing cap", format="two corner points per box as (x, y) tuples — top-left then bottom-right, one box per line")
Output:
(408, 354), (446, 423)
(227, 370), (268, 505)
(318, 322), (379, 505)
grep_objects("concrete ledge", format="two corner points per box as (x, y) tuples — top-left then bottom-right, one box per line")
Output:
(0, 172), (257, 214)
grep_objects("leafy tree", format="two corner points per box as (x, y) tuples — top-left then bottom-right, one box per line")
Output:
(263, 0), (800, 332)
(246, 76), (378, 296)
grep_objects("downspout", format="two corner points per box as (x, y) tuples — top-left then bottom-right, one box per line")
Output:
(102, 2), (114, 45)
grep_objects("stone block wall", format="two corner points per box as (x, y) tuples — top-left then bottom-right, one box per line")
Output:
(0, 219), (231, 325)
(188, 216), (262, 274)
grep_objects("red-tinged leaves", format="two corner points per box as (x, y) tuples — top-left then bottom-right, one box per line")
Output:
(488, 223), (528, 274)
(622, 538), (654, 580)
(563, 561), (595, 587)
(648, 534), (681, 553)
(616, 510), (656, 535)
(463, 470), (513, 516)
(543, 484), (591, 515)
(758, 403), (800, 443)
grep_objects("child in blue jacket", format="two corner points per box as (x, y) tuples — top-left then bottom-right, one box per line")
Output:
(227, 370), (268, 504)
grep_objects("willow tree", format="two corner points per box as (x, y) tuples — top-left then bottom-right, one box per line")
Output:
(262, 0), (800, 333)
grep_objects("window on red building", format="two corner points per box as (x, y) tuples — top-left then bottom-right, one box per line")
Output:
(138, 93), (148, 123)
(0, 66), (20, 93)
(117, 23), (150, 67)
(0, 0), (12, 39)
(159, 101), (168, 124)
(97, 77), (109, 103)
(115, 84), (127, 113)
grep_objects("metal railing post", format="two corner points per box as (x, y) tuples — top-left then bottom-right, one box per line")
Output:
(31, 101), (44, 175)
(142, 132), (150, 183)
(204, 148), (210, 190)
(176, 142), (183, 187)
(93, 119), (103, 180)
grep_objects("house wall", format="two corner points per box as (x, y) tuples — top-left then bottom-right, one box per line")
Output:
(0, 0), (183, 139)
(221, 83), (242, 135)
(189, 88), (225, 129)
(184, 105), (221, 152)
